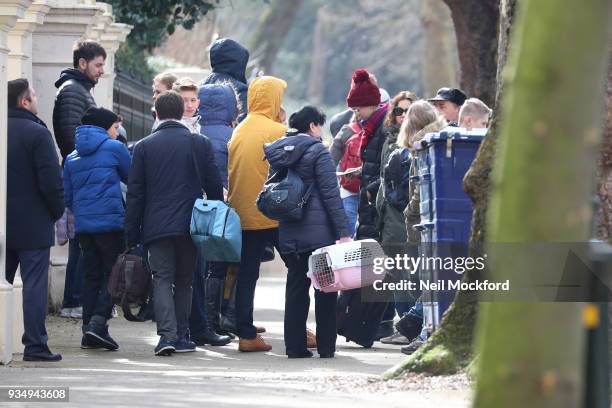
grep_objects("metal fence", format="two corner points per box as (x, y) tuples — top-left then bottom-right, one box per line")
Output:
(113, 70), (154, 142)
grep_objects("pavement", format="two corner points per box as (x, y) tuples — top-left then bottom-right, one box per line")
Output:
(0, 274), (470, 407)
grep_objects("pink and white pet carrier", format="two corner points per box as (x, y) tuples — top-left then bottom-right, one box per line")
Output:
(307, 239), (386, 292)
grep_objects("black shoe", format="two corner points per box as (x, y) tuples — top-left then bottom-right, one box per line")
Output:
(217, 329), (236, 340)
(85, 322), (119, 351)
(80, 335), (102, 349)
(192, 328), (232, 346)
(319, 352), (335, 359)
(287, 350), (313, 359)
(396, 313), (423, 342)
(23, 346), (62, 362)
(374, 320), (395, 341)
(155, 337), (175, 356)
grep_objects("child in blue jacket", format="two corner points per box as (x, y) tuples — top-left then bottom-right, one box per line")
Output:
(63, 107), (131, 351)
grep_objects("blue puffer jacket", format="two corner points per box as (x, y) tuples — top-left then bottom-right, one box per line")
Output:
(199, 38), (249, 122)
(63, 125), (131, 234)
(265, 133), (350, 254)
(198, 83), (237, 188)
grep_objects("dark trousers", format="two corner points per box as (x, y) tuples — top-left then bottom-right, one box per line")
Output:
(148, 236), (197, 342)
(189, 255), (208, 336)
(6, 247), (51, 354)
(236, 228), (284, 339)
(79, 232), (125, 327)
(284, 252), (337, 356)
(62, 238), (84, 308)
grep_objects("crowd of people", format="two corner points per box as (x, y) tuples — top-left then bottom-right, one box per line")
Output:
(6, 37), (491, 362)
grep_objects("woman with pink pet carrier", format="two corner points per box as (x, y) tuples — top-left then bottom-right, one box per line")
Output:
(263, 106), (352, 359)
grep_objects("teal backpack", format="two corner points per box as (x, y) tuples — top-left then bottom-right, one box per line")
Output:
(189, 134), (242, 262)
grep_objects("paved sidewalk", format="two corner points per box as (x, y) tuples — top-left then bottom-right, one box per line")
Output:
(0, 276), (470, 407)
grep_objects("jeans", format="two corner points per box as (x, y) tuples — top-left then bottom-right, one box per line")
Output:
(62, 238), (84, 308)
(148, 236), (197, 343)
(342, 195), (359, 238)
(284, 252), (336, 356)
(236, 228), (286, 339)
(189, 254), (208, 336)
(79, 232), (125, 327)
(6, 248), (51, 354)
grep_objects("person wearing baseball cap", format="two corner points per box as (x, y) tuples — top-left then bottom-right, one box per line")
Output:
(428, 87), (467, 126)
(63, 106), (131, 352)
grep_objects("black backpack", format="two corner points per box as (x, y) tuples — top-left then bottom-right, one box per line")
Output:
(108, 247), (152, 322)
(384, 147), (411, 211)
(256, 167), (314, 222)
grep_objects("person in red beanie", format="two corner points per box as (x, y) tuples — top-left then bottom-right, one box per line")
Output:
(345, 68), (388, 240)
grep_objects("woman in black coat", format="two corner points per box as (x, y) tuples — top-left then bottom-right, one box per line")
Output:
(264, 106), (352, 358)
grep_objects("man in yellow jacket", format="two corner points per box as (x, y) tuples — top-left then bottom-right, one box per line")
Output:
(228, 75), (287, 352)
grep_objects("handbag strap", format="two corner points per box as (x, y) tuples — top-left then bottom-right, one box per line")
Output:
(190, 134), (205, 197)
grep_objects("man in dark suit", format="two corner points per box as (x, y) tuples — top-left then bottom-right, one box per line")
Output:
(7, 79), (65, 361)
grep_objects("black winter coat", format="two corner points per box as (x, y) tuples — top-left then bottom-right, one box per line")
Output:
(265, 134), (349, 254)
(356, 111), (386, 240)
(125, 121), (224, 246)
(53, 68), (97, 161)
(7, 108), (64, 249)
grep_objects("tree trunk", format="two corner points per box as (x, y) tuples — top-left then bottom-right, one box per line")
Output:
(249, 0), (304, 75)
(474, 0), (612, 406)
(442, 0), (500, 106)
(383, 0), (516, 379)
(307, 6), (329, 105)
(420, 0), (458, 97)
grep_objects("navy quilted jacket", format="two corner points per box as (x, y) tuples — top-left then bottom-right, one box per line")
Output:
(53, 69), (97, 161)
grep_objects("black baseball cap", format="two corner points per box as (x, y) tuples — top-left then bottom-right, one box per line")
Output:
(428, 87), (467, 106)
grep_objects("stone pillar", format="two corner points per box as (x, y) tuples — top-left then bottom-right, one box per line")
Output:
(31, 0), (99, 128)
(89, 3), (131, 108)
(7, 0), (49, 80)
(0, 0), (34, 365)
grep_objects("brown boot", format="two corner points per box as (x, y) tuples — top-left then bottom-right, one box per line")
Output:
(239, 335), (272, 352)
(306, 328), (317, 349)
(256, 325), (266, 334)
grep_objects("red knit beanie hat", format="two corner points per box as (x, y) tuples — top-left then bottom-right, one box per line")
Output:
(346, 68), (381, 108)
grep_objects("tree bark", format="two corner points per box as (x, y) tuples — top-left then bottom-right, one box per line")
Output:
(307, 6), (329, 105)
(383, 0), (516, 379)
(442, 0), (500, 106)
(420, 0), (458, 97)
(474, 0), (612, 406)
(249, 0), (305, 75)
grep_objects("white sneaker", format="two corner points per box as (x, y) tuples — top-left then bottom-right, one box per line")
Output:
(111, 306), (118, 318)
(70, 306), (83, 319)
(60, 307), (74, 318)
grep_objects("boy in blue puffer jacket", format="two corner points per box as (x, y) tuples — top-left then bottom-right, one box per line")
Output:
(63, 107), (131, 351)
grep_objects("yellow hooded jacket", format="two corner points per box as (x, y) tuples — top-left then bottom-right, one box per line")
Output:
(228, 76), (288, 230)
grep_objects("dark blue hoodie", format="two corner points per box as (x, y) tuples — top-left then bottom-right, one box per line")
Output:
(63, 125), (131, 233)
(200, 38), (249, 122)
(198, 83), (237, 188)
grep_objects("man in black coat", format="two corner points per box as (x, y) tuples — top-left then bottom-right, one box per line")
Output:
(7, 79), (64, 361)
(125, 91), (224, 356)
(52, 40), (105, 319)
(53, 39), (106, 161)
